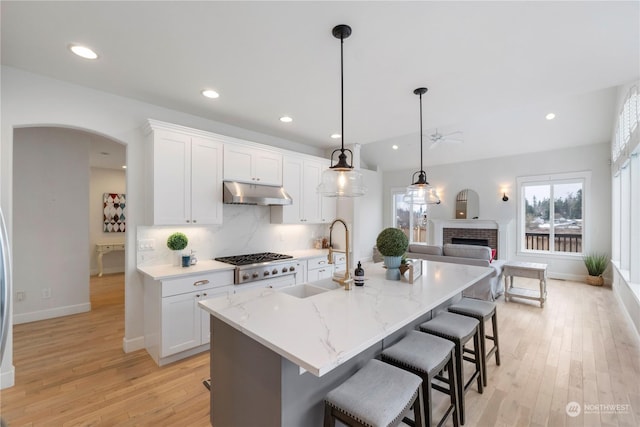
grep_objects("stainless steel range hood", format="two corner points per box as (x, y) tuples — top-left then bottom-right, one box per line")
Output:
(223, 181), (293, 206)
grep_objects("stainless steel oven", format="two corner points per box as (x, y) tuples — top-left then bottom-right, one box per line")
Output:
(214, 252), (298, 289)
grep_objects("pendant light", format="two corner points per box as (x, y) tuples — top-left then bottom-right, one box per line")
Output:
(404, 87), (440, 205)
(317, 24), (366, 198)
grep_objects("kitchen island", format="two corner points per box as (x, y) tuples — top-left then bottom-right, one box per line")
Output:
(199, 260), (492, 426)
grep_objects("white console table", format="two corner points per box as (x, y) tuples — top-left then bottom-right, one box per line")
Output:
(504, 261), (548, 308)
(96, 243), (125, 277)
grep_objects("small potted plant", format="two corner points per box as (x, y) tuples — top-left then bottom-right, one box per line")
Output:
(376, 228), (409, 280)
(167, 232), (189, 266)
(583, 253), (608, 286)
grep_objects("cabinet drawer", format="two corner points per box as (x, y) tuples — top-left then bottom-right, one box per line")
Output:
(307, 256), (330, 270)
(161, 270), (234, 297)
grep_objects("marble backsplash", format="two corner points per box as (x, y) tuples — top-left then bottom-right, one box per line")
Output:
(137, 204), (328, 267)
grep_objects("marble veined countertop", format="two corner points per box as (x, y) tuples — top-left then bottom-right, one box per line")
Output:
(138, 249), (331, 281)
(199, 260), (492, 377)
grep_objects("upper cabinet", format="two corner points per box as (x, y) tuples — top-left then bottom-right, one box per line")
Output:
(223, 144), (282, 186)
(145, 121), (223, 225)
(271, 155), (336, 224)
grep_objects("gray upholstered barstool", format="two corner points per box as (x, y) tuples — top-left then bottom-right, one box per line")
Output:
(324, 358), (426, 427)
(448, 297), (501, 387)
(419, 312), (483, 425)
(381, 331), (459, 427)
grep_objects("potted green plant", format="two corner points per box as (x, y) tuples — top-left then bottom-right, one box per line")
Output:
(583, 253), (608, 286)
(167, 232), (189, 266)
(376, 228), (409, 280)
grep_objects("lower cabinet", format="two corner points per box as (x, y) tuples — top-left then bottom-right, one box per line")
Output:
(307, 255), (332, 282)
(144, 270), (234, 366)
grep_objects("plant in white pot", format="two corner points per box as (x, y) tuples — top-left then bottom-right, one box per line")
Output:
(376, 227), (409, 280)
(167, 232), (189, 266)
(583, 253), (608, 286)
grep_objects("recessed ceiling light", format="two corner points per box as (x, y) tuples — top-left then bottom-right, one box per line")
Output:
(280, 116), (293, 123)
(122, 165), (127, 169)
(202, 89), (220, 99)
(392, 145), (399, 150)
(545, 113), (556, 120)
(69, 44), (98, 60)
(330, 133), (341, 139)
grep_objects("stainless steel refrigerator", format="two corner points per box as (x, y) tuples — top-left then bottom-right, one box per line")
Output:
(0, 208), (11, 363)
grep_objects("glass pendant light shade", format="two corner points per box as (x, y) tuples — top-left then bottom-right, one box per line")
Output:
(404, 87), (440, 205)
(318, 24), (366, 198)
(319, 165), (366, 197)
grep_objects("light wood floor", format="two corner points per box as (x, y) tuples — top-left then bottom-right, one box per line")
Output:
(1, 275), (638, 426)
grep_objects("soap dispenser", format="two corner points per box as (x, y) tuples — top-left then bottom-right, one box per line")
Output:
(354, 261), (364, 286)
(190, 250), (198, 265)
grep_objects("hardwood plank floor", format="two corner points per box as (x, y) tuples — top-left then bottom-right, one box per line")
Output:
(1, 274), (638, 426)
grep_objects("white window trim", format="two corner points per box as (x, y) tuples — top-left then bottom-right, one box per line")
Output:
(516, 171), (591, 258)
(390, 187), (428, 244)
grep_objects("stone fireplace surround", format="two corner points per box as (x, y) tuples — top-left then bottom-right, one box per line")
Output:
(429, 219), (511, 260)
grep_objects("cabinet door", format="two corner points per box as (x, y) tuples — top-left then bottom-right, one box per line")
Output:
(153, 130), (191, 225)
(161, 292), (200, 357)
(191, 137), (223, 225)
(223, 145), (254, 183)
(278, 156), (304, 223)
(253, 149), (282, 186)
(307, 267), (332, 283)
(302, 160), (323, 223)
(199, 285), (234, 345)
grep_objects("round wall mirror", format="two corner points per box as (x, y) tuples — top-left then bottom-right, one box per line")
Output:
(455, 189), (479, 219)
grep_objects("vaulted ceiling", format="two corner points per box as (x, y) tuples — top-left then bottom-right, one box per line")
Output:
(2, 1), (638, 171)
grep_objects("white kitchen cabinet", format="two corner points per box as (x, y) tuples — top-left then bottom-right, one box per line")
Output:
(145, 120), (223, 225)
(271, 156), (336, 224)
(306, 255), (332, 282)
(144, 269), (234, 366)
(223, 144), (282, 186)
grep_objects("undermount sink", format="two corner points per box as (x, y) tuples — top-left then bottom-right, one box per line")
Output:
(278, 281), (341, 299)
(279, 284), (329, 298)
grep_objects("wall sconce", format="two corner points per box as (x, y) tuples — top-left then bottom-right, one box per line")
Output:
(502, 192), (509, 202)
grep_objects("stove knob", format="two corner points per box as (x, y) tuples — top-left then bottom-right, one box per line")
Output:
(282, 267), (288, 273)
(264, 271), (270, 276)
(272, 268), (278, 275)
(242, 273), (250, 281)
(289, 266), (295, 272)
(252, 272), (259, 278)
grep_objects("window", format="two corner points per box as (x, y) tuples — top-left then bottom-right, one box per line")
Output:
(518, 172), (590, 255)
(392, 190), (428, 243)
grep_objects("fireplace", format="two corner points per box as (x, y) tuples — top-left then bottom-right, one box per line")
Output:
(452, 237), (489, 246)
(429, 219), (511, 260)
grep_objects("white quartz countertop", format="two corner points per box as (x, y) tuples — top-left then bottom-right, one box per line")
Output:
(137, 259), (235, 281)
(199, 260), (492, 377)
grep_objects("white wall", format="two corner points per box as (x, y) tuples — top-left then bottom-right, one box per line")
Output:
(0, 66), (334, 387)
(90, 167), (126, 275)
(353, 168), (383, 263)
(13, 128), (91, 323)
(383, 143), (611, 280)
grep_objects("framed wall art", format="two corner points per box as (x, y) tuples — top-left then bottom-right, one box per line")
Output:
(103, 193), (126, 232)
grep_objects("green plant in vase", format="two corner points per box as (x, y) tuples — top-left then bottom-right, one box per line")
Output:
(376, 228), (409, 280)
(583, 253), (608, 286)
(167, 232), (189, 266)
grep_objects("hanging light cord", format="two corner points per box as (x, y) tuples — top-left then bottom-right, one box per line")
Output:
(340, 32), (345, 151)
(418, 90), (423, 174)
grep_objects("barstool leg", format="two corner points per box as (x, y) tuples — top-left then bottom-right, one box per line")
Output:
(492, 313), (501, 366)
(454, 343), (465, 425)
(478, 318), (488, 387)
(448, 352), (460, 427)
(473, 329), (484, 395)
(414, 386), (426, 427)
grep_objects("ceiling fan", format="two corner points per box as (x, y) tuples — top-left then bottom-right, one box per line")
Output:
(428, 129), (464, 149)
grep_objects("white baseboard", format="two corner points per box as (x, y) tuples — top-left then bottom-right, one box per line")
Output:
(90, 267), (125, 276)
(123, 335), (145, 353)
(13, 303), (91, 325)
(0, 364), (15, 389)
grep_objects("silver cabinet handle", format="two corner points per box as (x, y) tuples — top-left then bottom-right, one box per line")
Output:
(318, 260), (326, 264)
(194, 279), (210, 287)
